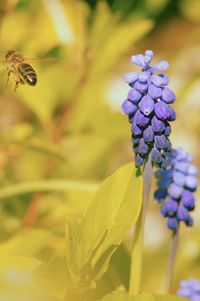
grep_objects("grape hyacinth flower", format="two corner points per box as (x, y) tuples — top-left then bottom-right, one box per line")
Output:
(122, 50), (176, 168)
(154, 148), (198, 230)
(177, 279), (200, 301)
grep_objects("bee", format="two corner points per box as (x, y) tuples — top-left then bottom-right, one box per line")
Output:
(4, 50), (37, 91)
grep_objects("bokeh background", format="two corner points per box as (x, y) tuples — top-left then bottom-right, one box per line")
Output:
(0, 0), (199, 299)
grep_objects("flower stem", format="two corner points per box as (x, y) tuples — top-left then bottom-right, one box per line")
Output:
(129, 159), (153, 295)
(161, 228), (179, 293)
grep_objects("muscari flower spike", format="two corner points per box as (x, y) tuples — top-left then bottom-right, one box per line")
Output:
(122, 50), (176, 168)
(154, 148), (198, 230)
(177, 278), (200, 301)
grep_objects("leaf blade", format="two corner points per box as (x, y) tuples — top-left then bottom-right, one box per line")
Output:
(66, 162), (143, 280)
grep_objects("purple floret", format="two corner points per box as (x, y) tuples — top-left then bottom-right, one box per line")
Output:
(177, 278), (200, 301)
(121, 50), (176, 168)
(154, 148), (198, 230)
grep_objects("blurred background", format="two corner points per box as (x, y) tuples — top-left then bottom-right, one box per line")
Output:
(0, 0), (199, 299)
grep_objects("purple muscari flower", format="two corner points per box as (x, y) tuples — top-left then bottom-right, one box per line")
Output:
(155, 101), (170, 120)
(151, 74), (164, 87)
(161, 199), (178, 218)
(185, 176), (198, 191)
(134, 81), (148, 93)
(135, 111), (150, 128)
(186, 216), (194, 226)
(122, 50), (176, 168)
(151, 116), (165, 133)
(148, 84), (162, 99)
(138, 138), (149, 155)
(167, 107), (176, 121)
(188, 165), (198, 176)
(151, 61), (169, 72)
(138, 71), (149, 82)
(154, 188), (168, 202)
(177, 278), (200, 301)
(177, 205), (190, 221)
(135, 154), (145, 167)
(154, 135), (168, 150)
(175, 162), (189, 174)
(164, 123), (171, 136)
(154, 148), (198, 230)
(131, 123), (142, 136)
(159, 74), (169, 86)
(143, 126), (154, 143)
(151, 147), (162, 164)
(139, 95), (154, 116)
(127, 88), (142, 103)
(124, 72), (138, 84)
(182, 191), (195, 210)
(130, 54), (146, 67)
(173, 171), (186, 186)
(167, 217), (178, 230)
(121, 100), (138, 115)
(157, 177), (172, 189)
(168, 183), (183, 199)
(162, 87), (176, 103)
(132, 136), (139, 145)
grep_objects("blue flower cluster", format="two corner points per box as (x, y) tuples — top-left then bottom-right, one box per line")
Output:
(177, 278), (200, 301)
(122, 50), (176, 168)
(154, 148), (198, 230)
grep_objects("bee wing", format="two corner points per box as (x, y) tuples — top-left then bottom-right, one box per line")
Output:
(24, 57), (58, 62)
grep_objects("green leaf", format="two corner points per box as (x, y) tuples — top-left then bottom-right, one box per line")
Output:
(35, 255), (73, 295)
(66, 162), (143, 280)
(133, 294), (155, 301)
(100, 290), (129, 301)
(100, 291), (155, 301)
(90, 2), (154, 75)
(0, 254), (59, 301)
(0, 229), (52, 256)
(100, 292), (188, 301)
(155, 295), (188, 301)
(0, 180), (98, 200)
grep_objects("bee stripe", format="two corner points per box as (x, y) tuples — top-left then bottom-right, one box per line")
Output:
(24, 72), (36, 77)
(17, 63), (37, 86)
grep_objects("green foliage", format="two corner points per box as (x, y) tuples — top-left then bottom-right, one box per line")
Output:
(0, 254), (58, 301)
(0, 0), (199, 300)
(99, 291), (188, 301)
(66, 162), (142, 281)
(100, 291), (154, 301)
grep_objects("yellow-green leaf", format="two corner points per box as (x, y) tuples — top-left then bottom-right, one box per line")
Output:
(35, 255), (73, 296)
(0, 229), (52, 256)
(0, 254), (58, 301)
(155, 295), (188, 301)
(99, 291), (130, 301)
(100, 292), (188, 301)
(66, 162), (143, 279)
(100, 291), (155, 301)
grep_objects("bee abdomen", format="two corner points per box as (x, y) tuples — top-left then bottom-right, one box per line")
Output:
(17, 63), (37, 86)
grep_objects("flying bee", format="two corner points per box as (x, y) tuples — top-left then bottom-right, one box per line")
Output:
(0, 49), (38, 91)
(1, 49), (57, 91)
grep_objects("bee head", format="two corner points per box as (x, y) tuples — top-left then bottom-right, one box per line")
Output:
(5, 50), (16, 59)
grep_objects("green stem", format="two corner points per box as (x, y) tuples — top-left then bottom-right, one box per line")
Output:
(129, 159), (153, 295)
(161, 228), (179, 293)
(0, 180), (98, 200)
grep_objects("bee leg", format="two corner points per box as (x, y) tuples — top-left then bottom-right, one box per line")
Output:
(6, 70), (12, 87)
(14, 78), (24, 92)
(14, 79), (22, 92)
(14, 81), (20, 92)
